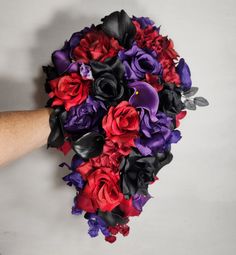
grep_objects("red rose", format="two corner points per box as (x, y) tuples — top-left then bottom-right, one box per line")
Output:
(76, 167), (123, 212)
(102, 101), (140, 147)
(72, 30), (122, 63)
(49, 73), (90, 111)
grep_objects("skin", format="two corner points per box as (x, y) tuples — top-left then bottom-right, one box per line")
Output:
(0, 108), (52, 167)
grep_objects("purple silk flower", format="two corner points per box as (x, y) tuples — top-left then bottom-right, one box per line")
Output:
(64, 96), (106, 133)
(119, 43), (162, 81)
(60, 154), (84, 191)
(176, 58), (192, 91)
(80, 63), (93, 80)
(51, 26), (91, 74)
(60, 155), (85, 215)
(86, 213), (110, 238)
(132, 193), (152, 211)
(135, 111), (182, 156)
(128, 81), (159, 120)
(72, 196), (83, 215)
(132, 16), (155, 29)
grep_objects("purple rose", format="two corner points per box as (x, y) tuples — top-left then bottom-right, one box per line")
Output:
(135, 110), (182, 156)
(118, 43), (162, 81)
(176, 58), (192, 91)
(64, 96), (106, 133)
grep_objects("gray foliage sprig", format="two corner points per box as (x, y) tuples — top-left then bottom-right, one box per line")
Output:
(182, 87), (209, 110)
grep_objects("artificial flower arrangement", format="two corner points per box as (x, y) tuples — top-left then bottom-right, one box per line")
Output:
(43, 10), (208, 243)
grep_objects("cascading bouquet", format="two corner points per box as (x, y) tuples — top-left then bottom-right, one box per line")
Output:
(43, 10), (208, 243)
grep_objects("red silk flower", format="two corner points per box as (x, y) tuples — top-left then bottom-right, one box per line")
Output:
(72, 30), (122, 63)
(76, 138), (131, 180)
(76, 167), (124, 212)
(49, 72), (91, 111)
(102, 101), (140, 147)
(133, 20), (180, 85)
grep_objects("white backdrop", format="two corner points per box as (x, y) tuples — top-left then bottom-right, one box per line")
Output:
(0, 0), (236, 254)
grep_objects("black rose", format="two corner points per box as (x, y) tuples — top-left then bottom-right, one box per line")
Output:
(90, 57), (127, 105)
(120, 149), (173, 198)
(158, 83), (185, 118)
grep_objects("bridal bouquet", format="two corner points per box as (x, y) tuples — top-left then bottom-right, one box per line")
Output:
(43, 10), (208, 243)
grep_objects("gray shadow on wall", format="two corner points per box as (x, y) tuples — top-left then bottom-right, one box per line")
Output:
(30, 6), (101, 187)
(29, 0), (144, 187)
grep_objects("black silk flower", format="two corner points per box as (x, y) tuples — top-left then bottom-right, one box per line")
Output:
(72, 132), (105, 160)
(97, 208), (129, 227)
(47, 107), (67, 148)
(158, 83), (185, 118)
(42, 65), (60, 107)
(120, 149), (173, 198)
(100, 9), (136, 49)
(90, 57), (127, 105)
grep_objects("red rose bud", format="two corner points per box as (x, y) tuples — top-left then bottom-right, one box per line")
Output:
(105, 235), (117, 243)
(119, 224), (130, 236)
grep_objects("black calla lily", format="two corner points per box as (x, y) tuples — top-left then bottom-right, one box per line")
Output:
(47, 107), (67, 148)
(72, 132), (105, 160)
(100, 9), (136, 49)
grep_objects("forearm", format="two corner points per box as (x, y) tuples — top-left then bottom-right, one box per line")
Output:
(0, 108), (51, 167)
